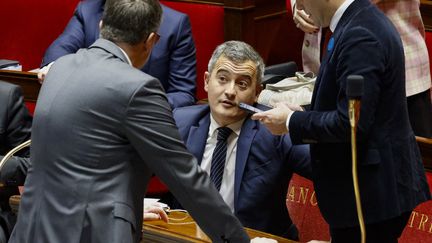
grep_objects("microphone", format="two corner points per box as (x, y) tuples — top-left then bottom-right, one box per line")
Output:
(346, 75), (364, 128)
(346, 75), (366, 243)
(0, 140), (31, 171)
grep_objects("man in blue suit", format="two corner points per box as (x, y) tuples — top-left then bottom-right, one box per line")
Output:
(39, 0), (196, 108)
(172, 40), (311, 240)
(253, 0), (431, 242)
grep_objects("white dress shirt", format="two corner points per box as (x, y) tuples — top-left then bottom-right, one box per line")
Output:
(201, 115), (244, 212)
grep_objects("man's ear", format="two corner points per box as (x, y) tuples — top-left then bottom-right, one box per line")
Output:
(145, 32), (159, 49)
(204, 71), (210, 92)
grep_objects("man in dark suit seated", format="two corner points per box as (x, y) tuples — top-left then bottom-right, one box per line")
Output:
(252, 0), (431, 242)
(8, 1), (254, 242)
(0, 81), (32, 243)
(172, 40), (312, 240)
(39, 0), (197, 108)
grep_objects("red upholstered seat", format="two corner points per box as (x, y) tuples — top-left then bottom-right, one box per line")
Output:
(25, 102), (36, 115)
(288, 173), (432, 243)
(148, 1), (224, 195)
(1, 0), (225, 196)
(286, 174), (330, 242)
(426, 32), (432, 75)
(0, 0), (79, 70)
(399, 172), (432, 243)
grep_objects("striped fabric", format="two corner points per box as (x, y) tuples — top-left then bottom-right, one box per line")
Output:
(374, 0), (431, 96)
(210, 127), (232, 191)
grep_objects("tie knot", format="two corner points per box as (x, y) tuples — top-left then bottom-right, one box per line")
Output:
(217, 127), (232, 141)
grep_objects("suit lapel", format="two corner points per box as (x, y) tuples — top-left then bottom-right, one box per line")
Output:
(186, 114), (210, 165)
(311, 32), (337, 109)
(311, 0), (367, 110)
(234, 118), (258, 210)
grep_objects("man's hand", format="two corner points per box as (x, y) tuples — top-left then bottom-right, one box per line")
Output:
(251, 102), (300, 135)
(37, 62), (54, 84)
(251, 237), (277, 243)
(293, 5), (319, 34)
(143, 205), (169, 222)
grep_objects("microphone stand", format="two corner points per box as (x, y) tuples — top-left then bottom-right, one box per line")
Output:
(347, 75), (365, 243)
(0, 140), (31, 171)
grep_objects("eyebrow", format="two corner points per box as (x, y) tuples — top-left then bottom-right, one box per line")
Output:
(216, 69), (253, 80)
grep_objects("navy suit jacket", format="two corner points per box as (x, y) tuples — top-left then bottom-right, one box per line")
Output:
(41, 0), (196, 108)
(289, 0), (431, 228)
(173, 104), (312, 239)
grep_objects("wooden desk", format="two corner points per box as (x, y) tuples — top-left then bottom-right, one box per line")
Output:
(143, 211), (296, 243)
(9, 196), (294, 242)
(0, 70), (40, 102)
(417, 136), (432, 171)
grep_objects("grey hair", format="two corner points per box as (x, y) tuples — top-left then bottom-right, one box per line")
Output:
(207, 41), (265, 84)
(100, 0), (162, 45)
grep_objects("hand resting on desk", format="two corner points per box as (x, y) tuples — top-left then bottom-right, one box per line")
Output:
(144, 205), (169, 223)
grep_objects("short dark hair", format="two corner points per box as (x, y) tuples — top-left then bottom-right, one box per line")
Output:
(208, 41), (265, 84)
(100, 0), (162, 45)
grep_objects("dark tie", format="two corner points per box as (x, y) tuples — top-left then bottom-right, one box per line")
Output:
(320, 27), (333, 61)
(210, 127), (232, 191)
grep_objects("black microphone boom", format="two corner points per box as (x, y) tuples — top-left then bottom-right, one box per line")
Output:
(346, 75), (364, 99)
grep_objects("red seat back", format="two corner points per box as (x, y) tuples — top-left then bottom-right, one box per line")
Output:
(399, 172), (432, 242)
(288, 173), (432, 242)
(287, 174), (330, 242)
(0, 0), (79, 70)
(160, 0), (224, 100)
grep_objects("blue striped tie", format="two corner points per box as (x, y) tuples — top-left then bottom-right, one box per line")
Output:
(210, 127), (232, 191)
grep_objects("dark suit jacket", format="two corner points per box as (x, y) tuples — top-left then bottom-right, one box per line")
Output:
(0, 81), (31, 156)
(289, 0), (431, 228)
(41, 0), (196, 108)
(9, 39), (248, 243)
(0, 81), (31, 187)
(0, 81), (31, 240)
(173, 104), (311, 239)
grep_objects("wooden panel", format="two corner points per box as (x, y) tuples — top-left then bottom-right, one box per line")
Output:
(421, 0), (432, 31)
(163, 0), (304, 67)
(417, 136), (432, 171)
(0, 70), (40, 102)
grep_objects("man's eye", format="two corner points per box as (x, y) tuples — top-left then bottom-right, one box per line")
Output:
(238, 81), (248, 89)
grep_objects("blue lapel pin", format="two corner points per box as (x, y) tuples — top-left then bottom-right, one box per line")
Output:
(327, 37), (334, 52)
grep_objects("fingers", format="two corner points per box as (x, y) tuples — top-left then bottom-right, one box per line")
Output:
(143, 206), (169, 223)
(287, 104), (304, 112)
(38, 62), (54, 84)
(293, 9), (319, 33)
(143, 212), (161, 221)
(37, 71), (46, 84)
(251, 111), (267, 121)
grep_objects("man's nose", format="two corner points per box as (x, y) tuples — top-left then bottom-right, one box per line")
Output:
(224, 82), (236, 96)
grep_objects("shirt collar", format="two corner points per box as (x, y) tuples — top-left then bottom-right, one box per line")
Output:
(117, 45), (133, 66)
(209, 114), (244, 137)
(329, 0), (355, 32)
